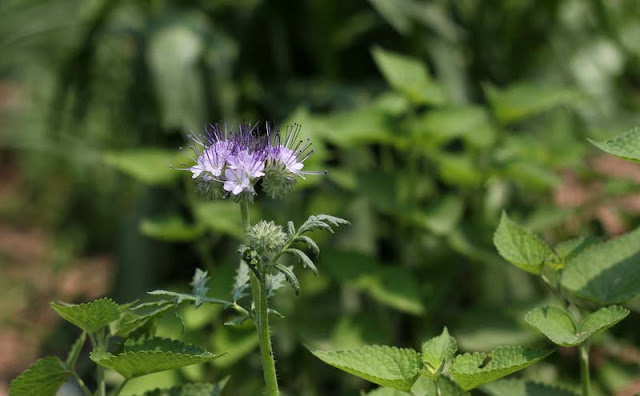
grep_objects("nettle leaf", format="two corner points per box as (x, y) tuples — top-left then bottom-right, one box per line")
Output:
(524, 306), (578, 347)
(140, 215), (204, 242)
(309, 345), (422, 391)
(449, 346), (553, 391)
(273, 264), (300, 296)
(103, 149), (181, 185)
(554, 237), (598, 262)
(140, 377), (229, 395)
(111, 301), (174, 338)
(579, 305), (629, 339)
(561, 226), (640, 304)
(421, 327), (458, 378)
(66, 332), (86, 369)
(371, 46), (447, 105)
(411, 375), (469, 396)
(9, 357), (71, 396)
(482, 379), (579, 396)
(51, 298), (120, 333)
(90, 337), (220, 379)
(232, 262), (251, 302)
(589, 127), (640, 162)
(493, 212), (554, 275)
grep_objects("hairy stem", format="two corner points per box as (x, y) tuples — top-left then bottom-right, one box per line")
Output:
(88, 333), (106, 396)
(240, 199), (280, 395)
(579, 342), (591, 396)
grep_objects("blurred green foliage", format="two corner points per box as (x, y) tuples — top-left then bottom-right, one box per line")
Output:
(2, 0), (640, 395)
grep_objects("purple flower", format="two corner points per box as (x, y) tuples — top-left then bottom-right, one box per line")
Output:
(182, 122), (322, 199)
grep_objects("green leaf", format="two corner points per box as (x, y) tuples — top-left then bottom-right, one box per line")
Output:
(368, 0), (411, 34)
(193, 201), (243, 239)
(298, 214), (350, 235)
(147, 290), (230, 306)
(481, 379), (579, 396)
(365, 267), (425, 315)
(524, 306), (579, 347)
(232, 262), (251, 302)
(485, 83), (577, 124)
(212, 325), (258, 368)
(589, 127), (640, 162)
(90, 337), (220, 379)
(103, 149), (181, 185)
(493, 212), (554, 275)
(285, 248), (318, 275)
(9, 357), (71, 396)
(421, 327), (458, 377)
(65, 332), (86, 369)
(411, 106), (495, 149)
(111, 301), (174, 338)
(140, 377), (229, 396)
(309, 345), (422, 391)
(561, 226), (640, 304)
(273, 263), (300, 296)
(449, 346), (553, 390)
(579, 305), (629, 339)
(295, 235), (320, 256)
(190, 268), (210, 308)
(51, 298), (120, 333)
(140, 215), (205, 242)
(371, 46), (446, 105)
(554, 237), (598, 262)
(411, 375), (469, 396)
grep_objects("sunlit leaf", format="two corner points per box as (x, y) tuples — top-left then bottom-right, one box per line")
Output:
(51, 298), (120, 333)
(589, 127), (640, 162)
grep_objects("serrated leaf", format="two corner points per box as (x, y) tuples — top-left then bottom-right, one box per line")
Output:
(493, 212), (554, 275)
(589, 127), (640, 162)
(524, 306), (579, 346)
(285, 248), (318, 275)
(140, 377), (229, 396)
(481, 379), (579, 396)
(9, 357), (71, 396)
(273, 264), (300, 296)
(578, 305), (629, 339)
(298, 214), (350, 235)
(148, 290), (230, 306)
(485, 83), (577, 124)
(51, 298), (120, 333)
(140, 215), (204, 242)
(190, 268), (210, 308)
(90, 337), (220, 379)
(232, 262), (251, 302)
(111, 301), (174, 338)
(411, 375), (469, 396)
(103, 149), (181, 185)
(371, 46), (446, 105)
(309, 345), (422, 391)
(449, 346), (553, 391)
(561, 226), (640, 304)
(421, 327), (458, 377)
(265, 269), (288, 297)
(295, 235), (320, 256)
(66, 332), (86, 369)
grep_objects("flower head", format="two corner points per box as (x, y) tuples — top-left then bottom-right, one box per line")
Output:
(181, 122), (322, 200)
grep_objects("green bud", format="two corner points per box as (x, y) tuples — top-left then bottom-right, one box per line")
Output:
(262, 164), (296, 199)
(247, 220), (287, 253)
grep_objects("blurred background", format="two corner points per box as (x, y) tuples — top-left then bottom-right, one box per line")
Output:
(1, 0), (640, 395)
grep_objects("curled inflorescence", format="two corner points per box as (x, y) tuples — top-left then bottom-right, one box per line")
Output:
(183, 122), (322, 200)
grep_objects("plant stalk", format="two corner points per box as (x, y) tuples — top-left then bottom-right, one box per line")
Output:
(240, 199), (280, 395)
(88, 332), (106, 396)
(579, 342), (591, 396)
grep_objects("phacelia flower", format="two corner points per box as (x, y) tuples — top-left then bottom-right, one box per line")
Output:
(181, 122), (323, 200)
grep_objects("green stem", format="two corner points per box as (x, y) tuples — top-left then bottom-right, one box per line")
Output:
(111, 378), (129, 396)
(240, 199), (280, 395)
(579, 342), (591, 396)
(69, 370), (92, 396)
(88, 332), (106, 396)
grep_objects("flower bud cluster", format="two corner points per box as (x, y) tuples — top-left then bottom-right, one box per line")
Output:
(246, 220), (287, 253)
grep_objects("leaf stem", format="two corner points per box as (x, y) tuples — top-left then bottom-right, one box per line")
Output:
(111, 378), (129, 396)
(240, 198), (280, 395)
(579, 342), (591, 396)
(88, 332), (106, 396)
(69, 369), (93, 396)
